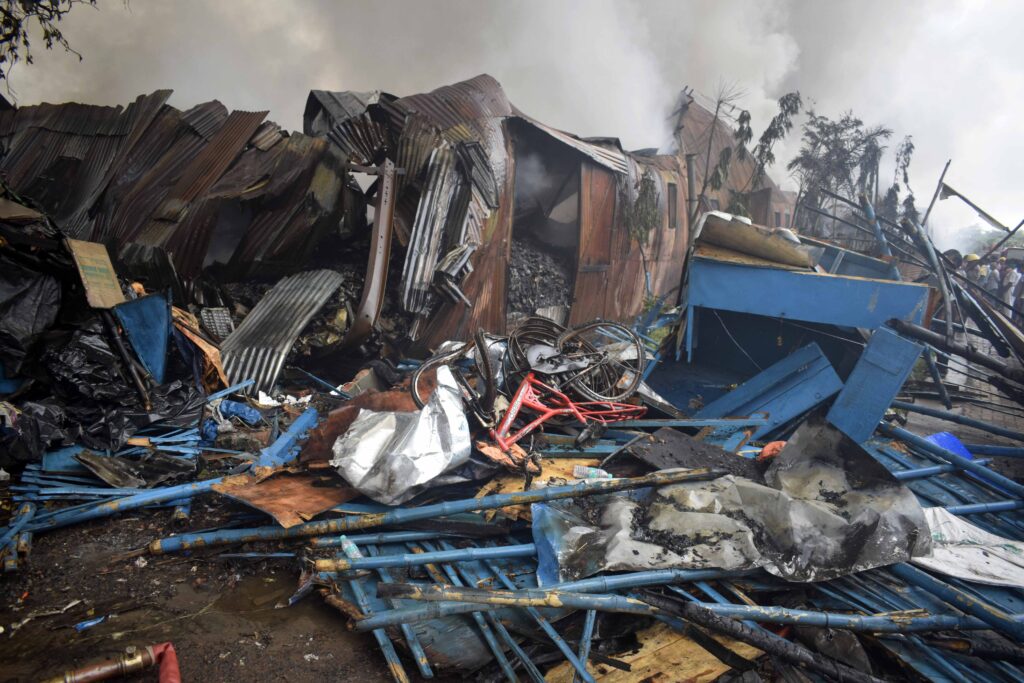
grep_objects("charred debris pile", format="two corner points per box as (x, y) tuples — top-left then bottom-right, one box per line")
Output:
(2, 76), (1024, 682)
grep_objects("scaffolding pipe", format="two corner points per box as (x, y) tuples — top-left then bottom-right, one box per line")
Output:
(149, 468), (721, 554)
(878, 422), (1024, 498)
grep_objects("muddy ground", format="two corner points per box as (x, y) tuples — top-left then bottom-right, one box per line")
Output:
(0, 499), (418, 682)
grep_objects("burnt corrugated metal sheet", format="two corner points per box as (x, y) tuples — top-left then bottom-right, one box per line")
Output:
(512, 112), (629, 175)
(303, 89), (388, 137)
(155, 109), (268, 219)
(220, 269), (345, 394)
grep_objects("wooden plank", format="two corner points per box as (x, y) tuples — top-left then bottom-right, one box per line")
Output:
(572, 162), (616, 324)
(66, 238), (126, 309)
(545, 621), (761, 682)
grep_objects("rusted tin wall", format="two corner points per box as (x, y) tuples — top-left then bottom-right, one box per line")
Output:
(570, 158), (688, 326)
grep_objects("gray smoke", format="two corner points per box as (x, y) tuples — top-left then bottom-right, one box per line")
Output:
(12, 0), (1023, 250)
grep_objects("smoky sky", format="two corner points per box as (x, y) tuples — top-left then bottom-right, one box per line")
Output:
(13, 0), (1023, 250)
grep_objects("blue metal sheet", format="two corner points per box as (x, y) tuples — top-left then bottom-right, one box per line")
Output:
(687, 256), (929, 330)
(695, 342), (843, 439)
(827, 328), (922, 443)
(113, 293), (170, 383)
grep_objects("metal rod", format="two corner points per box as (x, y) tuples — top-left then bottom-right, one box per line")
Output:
(893, 461), (991, 481)
(314, 544), (536, 572)
(416, 542), (518, 682)
(887, 319), (1024, 384)
(364, 545), (435, 680)
(888, 563), (1024, 642)
(922, 348), (953, 409)
(879, 422), (1024, 498)
(30, 408), (318, 533)
(432, 542), (545, 683)
(148, 468), (722, 554)
(890, 400), (1024, 443)
(347, 573), (410, 683)
(308, 530), (461, 548)
(963, 443), (1024, 458)
(858, 193), (901, 280)
(573, 610), (597, 683)
(480, 558), (596, 683)
(354, 568), (754, 631)
(944, 500), (1024, 514)
(378, 583), (1002, 633)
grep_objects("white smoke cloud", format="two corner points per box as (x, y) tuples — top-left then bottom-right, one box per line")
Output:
(11, 0), (1023, 251)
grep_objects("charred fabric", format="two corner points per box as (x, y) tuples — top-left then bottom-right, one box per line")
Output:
(1, 75), (1024, 683)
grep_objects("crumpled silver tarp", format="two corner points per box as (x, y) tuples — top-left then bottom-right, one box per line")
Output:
(534, 417), (931, 584)
(330, 366), (471, 504)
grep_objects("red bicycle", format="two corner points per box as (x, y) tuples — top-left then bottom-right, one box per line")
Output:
(490, 371), (646, 451)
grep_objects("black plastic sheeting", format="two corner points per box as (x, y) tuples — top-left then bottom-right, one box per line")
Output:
(1, 320), (204, 467)
(0, 260), (61, 375)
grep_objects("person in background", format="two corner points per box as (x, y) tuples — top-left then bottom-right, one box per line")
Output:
(1001, 259), (1020, 313)
(964, 253), (982, 282)
(983, 258), (1003, 294)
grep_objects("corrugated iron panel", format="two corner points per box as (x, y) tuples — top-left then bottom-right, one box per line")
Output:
(303, 89), (385, 136)
(401, 145), (460, 319)
(513, 113), (629, 175)
(326, 113), (389, 165)
(182, 101), (229, 139)
(157, 109), (268, 215)
(221, 269), (345, 394)
(250, 121), (283, 151)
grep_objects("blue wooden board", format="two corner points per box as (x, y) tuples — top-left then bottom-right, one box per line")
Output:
(695, 342), (843, 440)
(827, 328), (922, 443)
(687, 257), (929, 331)
(113, 293), (171, 383)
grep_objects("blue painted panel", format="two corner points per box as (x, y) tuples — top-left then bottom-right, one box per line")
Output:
(688, 257), (929, 329)
(827, 328), (922, 443)
(41, 445), (89, 474)
(695, 342), (843, 439)
(113, 294), (170, 383)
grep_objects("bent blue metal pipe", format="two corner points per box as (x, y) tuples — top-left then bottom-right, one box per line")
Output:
(890, 400), (1024, 443)
(314, 543), (536, 572)
(943, 500), (1024, 514)
(0, 503), (36, 547)
(878, 422), (1024, 499)
(380, 583), (1005, 634)
(29, 407), (318, 534)
(859, 193), (901, 280)
(308, 530), (462, 549)
(347, 574), (410, 683)
(354, 568), (754, 631)
(889, 563), (1024, 642)
(964, 443), (1024, 458)
(149, 468), (721, 554)
(426, 542), (546, 683)
(416, 542), (517, 683)
(893, 460), (991, 481)
(480, 557), (596, 683)
(364, 545), (435, 680)
(573, 609), (597, 683)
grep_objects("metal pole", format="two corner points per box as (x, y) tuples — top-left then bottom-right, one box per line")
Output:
(353, 568), (753, 632)
(149, 468), (722, 554)
(888, 563), (1024, 642)
(921, 159), (951, 232)
(887, 319), (1024, 384)
(944, 500), (1024, 515)
(378, 583), (1001, 634)
(962, 443), (1024, 458)
(890, 400), (1024, 443)
(314, 543), (536, 572)
(363, 546), (435, 680)
(893, 461), (990, 481)
(878, 422), (1024, 498)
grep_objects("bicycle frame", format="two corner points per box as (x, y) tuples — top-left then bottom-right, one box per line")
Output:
(490, 371), (647, 451)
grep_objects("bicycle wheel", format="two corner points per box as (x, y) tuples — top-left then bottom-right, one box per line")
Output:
(410, 341), (472, 409)
(556, 320), (646, 402)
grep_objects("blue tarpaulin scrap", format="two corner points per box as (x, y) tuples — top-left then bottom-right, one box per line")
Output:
(113, 293), (171, 384)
